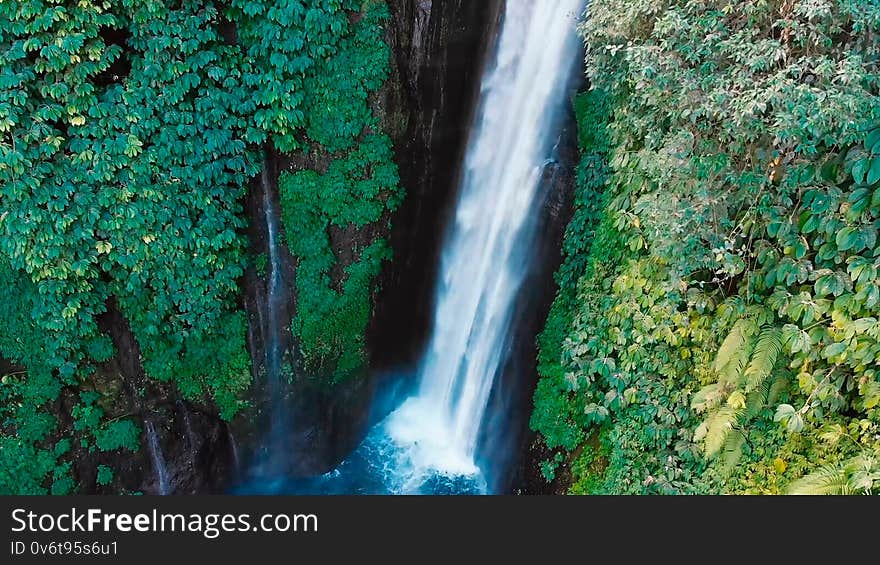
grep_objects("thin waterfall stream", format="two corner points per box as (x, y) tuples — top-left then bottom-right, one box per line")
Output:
(144, 419), (171, 495)
(257, 157), (289, 478)
(239, 0), (583, 494)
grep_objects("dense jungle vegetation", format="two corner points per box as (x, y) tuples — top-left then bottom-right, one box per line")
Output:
(532, 0), (880, 494)
(0, 0), (398, 494)
(4, 0), (878, 497)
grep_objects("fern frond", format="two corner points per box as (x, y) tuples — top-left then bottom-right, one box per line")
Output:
(766, 372), (788, 406)
(744, 326), (782, 393)
(719, 430), (746, 475)
(714, 319), (755, 386)
(714, 319), (749, 373)
(744, 388), (765, 418)
(787, 463), (850, 495)
(704, 405), (740, 458)
(693, 419), (709, 443)
(746, 367), (787, 414)
(691, 383), (724, 413)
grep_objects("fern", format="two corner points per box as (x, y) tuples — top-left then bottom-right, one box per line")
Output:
(745, 368), (785, 416)
(714, 319), (756, 386)
(787, 463), (852, 495)
(766, 373), (788, 407)
(700, 325), (786, 462)
(714, 319), (749, 372)
(744, 326), (782, 393)
(720, 430), (746, 474)
(704, 405), (742, 458)
(744, 389), (766, 419)
(691, 383), (725, 413)
(787, 451), (880, 495)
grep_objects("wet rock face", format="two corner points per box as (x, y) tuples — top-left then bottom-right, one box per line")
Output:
(85, 401), (234, 495)
(34, 1), (505, 493)
(368, 0), (503, 372)
(70, 0), (578, 492)
(147, 401), (235, 495)
(75, 303), (235, 494)
(226, 0), (504, 480)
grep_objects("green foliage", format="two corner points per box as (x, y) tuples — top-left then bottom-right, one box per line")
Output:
(301, 2), (391, 153)
(70, 391), (139, 453)
(531, 89), (611, 453)
(569, 428), (611, 494)
(0, 261), (71, 494)
(96, 465), (113, 487)
(279, 2), (401, 380)
(0, 423), (70, 495)
(254, 253), (268, 279)
(228, 0), (351, 151)
(0, 0), (397, 491)
(787, 449), (880, 494)
(0, 0), (258, 493)
(532, 0), (880, 494)
(94, 420), (139, 453)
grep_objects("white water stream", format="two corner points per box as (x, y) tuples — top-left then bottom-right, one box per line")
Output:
(382, 0), (584, 489)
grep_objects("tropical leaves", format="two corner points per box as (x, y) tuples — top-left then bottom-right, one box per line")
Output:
(699, 405), (742, 458)
(714, 319), (757, 386)
(787, 462), (854, 495)
(278, 3), (401, 381)
(532, 0), (880, 496)
(782, 323), (812, 354)
(849, 122), (880, 187)
(773, 403), (804, 433)
(0, 0), (398, 492)
(744, 327), (783, 393)
(694, 321), (786, 461)
(691, 382), (726, 414)
(787, 450), (880, 495)
(720, 430), (747, 472)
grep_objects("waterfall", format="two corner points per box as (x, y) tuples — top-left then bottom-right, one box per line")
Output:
(233, 0), (583, 495)
(243, 296), (260, 381)
(261, 159), (288, 472)
(263, 164), (283, 389)
(383, 0), (585, 483)
(144, 419), (171, 495)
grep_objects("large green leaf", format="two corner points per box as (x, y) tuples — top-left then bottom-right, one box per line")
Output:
(867, 154), (880, 186)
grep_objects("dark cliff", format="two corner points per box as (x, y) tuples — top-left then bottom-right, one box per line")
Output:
(229, 0), (504, 481)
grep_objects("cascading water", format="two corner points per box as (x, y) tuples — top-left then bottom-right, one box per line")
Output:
(262, 165), (283, 390)
(258, 159), (288, 476)
(144, 419), (171, 495)
(237, 0), (583, 494)
(385, 0), (584, 483)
